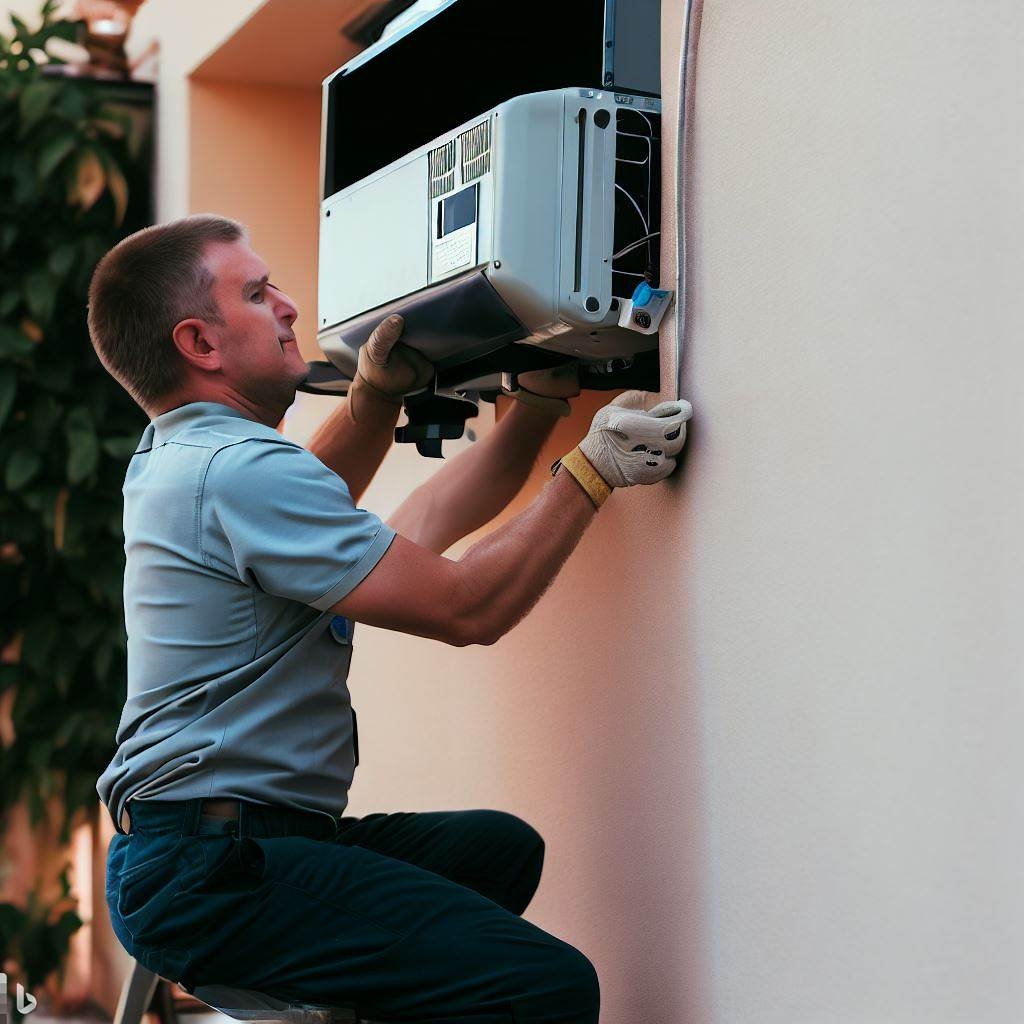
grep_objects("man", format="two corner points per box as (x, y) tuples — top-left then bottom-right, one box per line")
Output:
(90, 214), (691, 1024)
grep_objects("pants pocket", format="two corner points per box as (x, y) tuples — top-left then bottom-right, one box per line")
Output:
(189, 833), (267, 898)
(114, 839), (204, 948)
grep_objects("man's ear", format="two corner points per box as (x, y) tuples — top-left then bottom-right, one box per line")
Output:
(171, 318), (223, 374)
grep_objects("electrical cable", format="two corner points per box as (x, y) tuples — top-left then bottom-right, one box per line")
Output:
(675, 0), (700, 400)
(614, 183), (649, 234)
(613, 232), (661, 260)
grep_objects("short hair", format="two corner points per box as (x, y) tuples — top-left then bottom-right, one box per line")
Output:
(87, 214), (248, 408)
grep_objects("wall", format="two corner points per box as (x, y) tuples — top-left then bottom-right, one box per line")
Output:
(305, 2), (1024, 1022)
(6, 0), (1020, 1020)
(664, 1), (1024, 1021)
(188, 79), (321, 358)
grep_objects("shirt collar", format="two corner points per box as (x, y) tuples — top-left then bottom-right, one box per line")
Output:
(135, 402), (265, 453)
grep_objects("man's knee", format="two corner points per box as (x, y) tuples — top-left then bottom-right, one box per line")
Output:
(484, 810), (545, 854)
(488, 811), (545, 914)
(558, 944), (600, 1012)
(513, 940), (601, 1022)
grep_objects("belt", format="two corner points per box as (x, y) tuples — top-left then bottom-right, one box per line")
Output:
(199, 798), (247, 819)
(121, 797), (342, 840)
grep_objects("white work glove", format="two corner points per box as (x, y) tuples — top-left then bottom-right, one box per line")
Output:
(504, 364), (580, 417)
(579, 390), (693, 487)
(349, 314), (434, 419)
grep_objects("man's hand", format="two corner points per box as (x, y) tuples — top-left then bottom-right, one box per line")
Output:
(349, 315), (433, 419)
(503, 364), (580, 417)
(308, 315), (434, 500)
(578, 390), (693, 488)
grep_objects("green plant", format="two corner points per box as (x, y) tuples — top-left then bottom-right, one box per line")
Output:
(0, 866), (83, 1019)
(1, 0), (152, 982)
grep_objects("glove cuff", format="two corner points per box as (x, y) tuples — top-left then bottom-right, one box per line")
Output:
(347, 374), (404, 424)
(550, 447), (612, 509)
(510, 390), (572, 417)
(352, 370), (406, 404)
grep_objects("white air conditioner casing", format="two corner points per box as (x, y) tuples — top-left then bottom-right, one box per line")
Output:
(316, 87), (662, 386)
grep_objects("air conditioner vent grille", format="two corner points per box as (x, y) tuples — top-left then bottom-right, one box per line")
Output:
(459, 119), (491, 184)
(428, 139), (457, 199)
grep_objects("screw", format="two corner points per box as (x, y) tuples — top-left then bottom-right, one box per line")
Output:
(493, 260), (502, 268)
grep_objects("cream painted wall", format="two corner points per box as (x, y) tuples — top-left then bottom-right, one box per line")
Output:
(663, 1), (1024, 1022)
(127, 0), (266, 221)
(298, 2), (1024, 1022)
(7, 0), (1019, 1019)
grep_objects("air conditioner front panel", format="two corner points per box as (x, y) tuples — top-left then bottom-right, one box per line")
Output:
(319, 157), (430, 330)
(486, 91), (562, 338)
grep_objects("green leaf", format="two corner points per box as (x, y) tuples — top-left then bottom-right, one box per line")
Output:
(0, 367), (15, 429)
(30, 393), (61, 445)
(65, 406), (92, 434)
(10, 14), (30, 40)
(0, 325), (34, 357)
(47, 244), (76, 279)
(6, 449), (42, 490)
(34, 360), (73, 393)
(11, 151), (37, 205)
(38, 132), (76, 179)
(0, 289), (18, 316)
(58, 87), (86, 122)
(0, 224), (16, 253)
(47, 19), (82, 44)
(21, 619), (57, 676)
(19, 80), (58, 134)
(23, 269), (55, 325)
(68, 434), (100, 485)
(66, 407), (99, 483)
(101, 436), (138, 460)
(93, 642), (113, 681)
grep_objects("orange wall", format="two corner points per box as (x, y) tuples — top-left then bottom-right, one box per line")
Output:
(189, 79), (323, 360)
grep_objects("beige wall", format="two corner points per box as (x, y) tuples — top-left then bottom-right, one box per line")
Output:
(298, 2), (1024, 1022)
(7, 0), (1021, 1020)
(664, 1), (1023, 1021)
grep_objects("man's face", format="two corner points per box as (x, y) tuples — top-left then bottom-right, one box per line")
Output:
(202, 239), (308, 413)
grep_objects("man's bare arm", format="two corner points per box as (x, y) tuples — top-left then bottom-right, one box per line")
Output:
(331, 393), (692, 646)
(306, 389), (401, 505)
(332, 468), (597, 645)
(386, 400), (561, 554)
(304, 315), (432, 504)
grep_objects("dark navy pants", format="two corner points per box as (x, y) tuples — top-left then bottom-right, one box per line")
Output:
(105, 799), (600, 1023)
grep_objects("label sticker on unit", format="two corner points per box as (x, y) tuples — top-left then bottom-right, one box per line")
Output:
(431, 183), (477, 281)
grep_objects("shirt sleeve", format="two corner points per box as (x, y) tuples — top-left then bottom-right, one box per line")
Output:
(200, 440), (396, 610)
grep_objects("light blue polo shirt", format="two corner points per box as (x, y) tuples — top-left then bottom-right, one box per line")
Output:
(96, 402), (396, 835)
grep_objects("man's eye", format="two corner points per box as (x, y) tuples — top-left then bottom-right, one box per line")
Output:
(251, 289), (265, 303)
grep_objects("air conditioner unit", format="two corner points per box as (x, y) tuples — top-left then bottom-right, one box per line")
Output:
(317, 87), (663, 392)
(310, 0), (665, 453)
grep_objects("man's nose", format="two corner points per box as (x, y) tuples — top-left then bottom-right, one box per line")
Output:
(274, 289), (299, 327)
